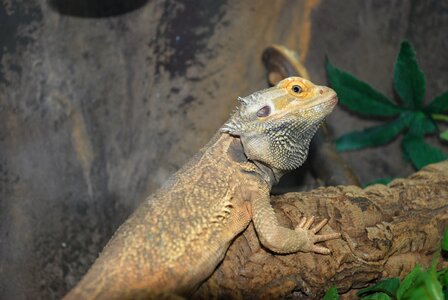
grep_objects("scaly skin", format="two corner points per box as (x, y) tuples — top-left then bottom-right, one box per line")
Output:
(64, 77), (340, 299)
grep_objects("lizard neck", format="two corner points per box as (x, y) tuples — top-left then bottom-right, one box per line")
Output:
(216, 132), (282, 188)
(253, 161), (284, 187)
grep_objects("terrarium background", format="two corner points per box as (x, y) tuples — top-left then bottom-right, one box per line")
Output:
(0, 1), (447, 299)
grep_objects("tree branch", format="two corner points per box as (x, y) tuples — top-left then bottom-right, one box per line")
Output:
(194, 161), (448, 299)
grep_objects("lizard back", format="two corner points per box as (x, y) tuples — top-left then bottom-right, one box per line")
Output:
(64, 133), (255, 299)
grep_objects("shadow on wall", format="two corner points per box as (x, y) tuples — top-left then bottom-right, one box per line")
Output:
(48, 0), (149, 18)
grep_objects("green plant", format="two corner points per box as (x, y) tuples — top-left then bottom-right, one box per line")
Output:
(443, 226), (448, 252)
(357, 264), (444, 300)
(322, 286), (339, 300)
(322, 265), (448, 300)
(326, 41), (448, 171)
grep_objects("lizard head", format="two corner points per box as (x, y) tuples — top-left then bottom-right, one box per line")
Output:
(221, 76), (337, 172)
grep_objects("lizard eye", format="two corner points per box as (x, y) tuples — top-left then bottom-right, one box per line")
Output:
(256, 105), (271, 118)
(291, 85), (302, 94)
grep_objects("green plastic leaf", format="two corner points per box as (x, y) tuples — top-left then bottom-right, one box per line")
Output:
(326, 58), (402, 117)
(400, 266), (443, 300)
(402, 134), (448, 169)
(393, 41), (426, 109)
(432, 114), (448, 123)
(397, 265), (423, 300)
(437, 267), (448, 286)
(440, 130), (448, 141)
(408, 111), (437, 136)
(442, 227), (448, 252)
(360, 293), (392, 300)
(322, 286), (339, 300)
(441, 266), (448, 300)
(426, 91), (448, 113)
(336, 115), (408, 151)
(357, 278), (400, 297)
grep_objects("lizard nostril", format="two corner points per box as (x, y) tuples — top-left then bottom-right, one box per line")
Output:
(319, 89), (324, 95)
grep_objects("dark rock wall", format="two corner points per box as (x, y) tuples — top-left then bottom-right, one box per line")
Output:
(0, 0), (446, 299)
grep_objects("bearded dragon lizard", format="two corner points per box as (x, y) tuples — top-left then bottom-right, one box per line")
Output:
(64, 76), (340, 299)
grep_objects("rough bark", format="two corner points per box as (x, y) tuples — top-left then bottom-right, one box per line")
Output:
(2, 1), (448, 299)
(194, 161), (448, 299)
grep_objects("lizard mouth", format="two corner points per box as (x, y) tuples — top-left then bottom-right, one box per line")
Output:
(307, 95), (338, 115)
(318, 95), (338, 109)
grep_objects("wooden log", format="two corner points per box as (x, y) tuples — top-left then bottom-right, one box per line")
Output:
(2, 1), (448, 299)
(194, 161), (448, 299)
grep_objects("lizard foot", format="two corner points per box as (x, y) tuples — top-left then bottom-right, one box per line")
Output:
(295, 216), (341, 255)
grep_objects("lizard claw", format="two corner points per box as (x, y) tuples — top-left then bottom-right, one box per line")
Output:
(297, 217), (307, 228)
(310, 245), (331, 255)
(295, 216), (341, 254)
(312, 218), (328, 233)
(295, 216), (316, 230)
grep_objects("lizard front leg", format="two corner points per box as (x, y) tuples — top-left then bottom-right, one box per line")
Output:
(250, 186), (340, 254)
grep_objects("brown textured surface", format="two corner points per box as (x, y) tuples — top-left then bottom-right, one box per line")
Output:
(63, 134), (255, 299)
(1, 1), (448, 299)
(194, 161), (448, 299)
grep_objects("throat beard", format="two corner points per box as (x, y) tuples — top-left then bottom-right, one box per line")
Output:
(265, 120), (321, 170)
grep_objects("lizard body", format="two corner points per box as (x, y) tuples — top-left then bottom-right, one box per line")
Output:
(64, 77), (340, 299)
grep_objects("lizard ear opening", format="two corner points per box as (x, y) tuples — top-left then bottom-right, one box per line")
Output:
(256, 105), (271, 118)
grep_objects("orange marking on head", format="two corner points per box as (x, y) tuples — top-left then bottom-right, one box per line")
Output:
(273, 97), (290, 110)
(276, 77), (316, 101)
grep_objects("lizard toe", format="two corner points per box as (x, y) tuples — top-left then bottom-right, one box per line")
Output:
(303, 216), (315, 229)
(314, 232), (341, 243)
(310, 245), (331, 255)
